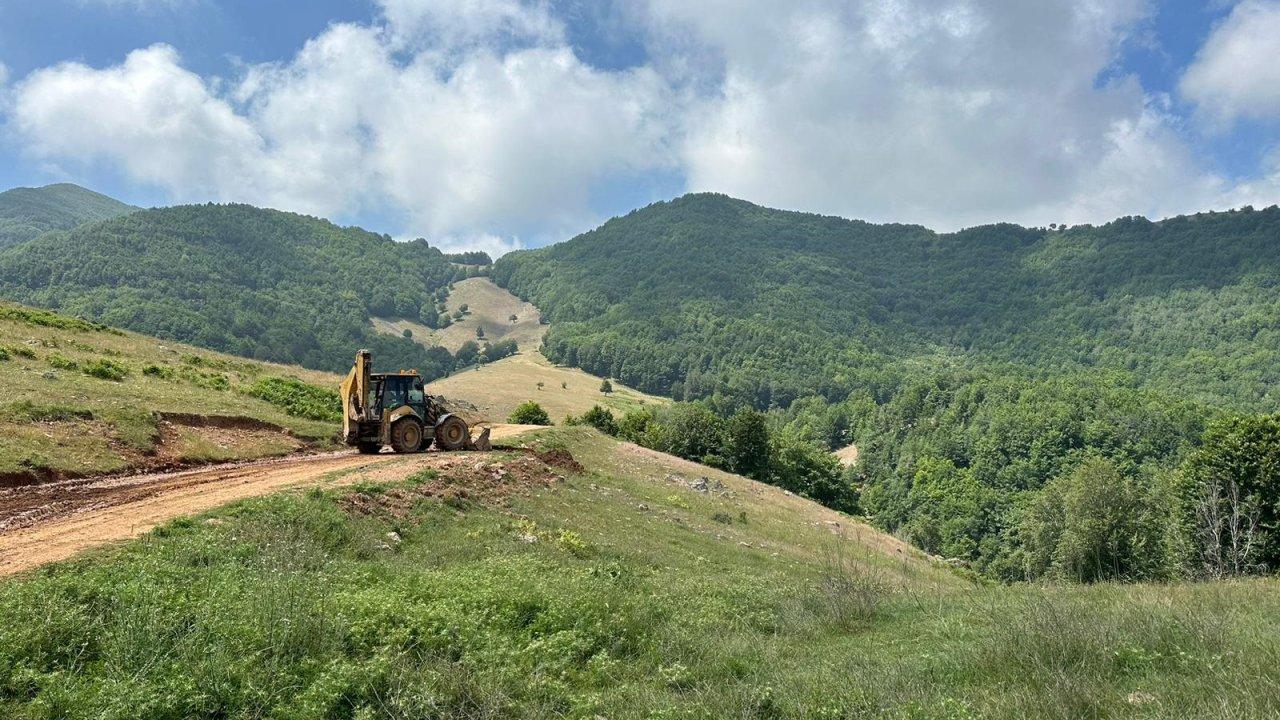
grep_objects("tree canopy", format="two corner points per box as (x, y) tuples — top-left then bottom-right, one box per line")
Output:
(0, 202), (467, 376)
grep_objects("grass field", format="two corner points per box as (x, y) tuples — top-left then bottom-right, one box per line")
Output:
(373, 277), (546, 354)
(0, 302), (342, 481)
(1, 426), (1276, 718)
(431, 350), (667, 424)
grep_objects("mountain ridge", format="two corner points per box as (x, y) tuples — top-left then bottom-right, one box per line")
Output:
(0, 182), (138, 249)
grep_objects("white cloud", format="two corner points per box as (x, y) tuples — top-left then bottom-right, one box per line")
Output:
(1180, 0), (1280, 124)
(5, 0), (1279, 251)
(8, 15), (674, 252)
(641, 0), (1268, 229)
(12, 45), (270, 202)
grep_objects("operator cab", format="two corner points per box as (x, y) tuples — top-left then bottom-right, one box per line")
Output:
(368, 373), (429, 421)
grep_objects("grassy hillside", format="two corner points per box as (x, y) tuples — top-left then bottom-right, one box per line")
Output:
(0, 183), (136, 250)
(432, 350), (666, 423)
(0, 203), (471, 376)
(0, 300), (343, 483)
(373, 277), (546, 354)
(495, 194), (1280, 412)
(495, 194), (1280, 582)
(1, 426), (1276, 718)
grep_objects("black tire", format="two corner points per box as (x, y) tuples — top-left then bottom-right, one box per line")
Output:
(390, 419), (424, 453)
(434, 414), (469, 451)
(356, 442), (382, 455)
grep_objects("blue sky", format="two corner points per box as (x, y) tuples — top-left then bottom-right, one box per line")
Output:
(1, 0), (1278, 254)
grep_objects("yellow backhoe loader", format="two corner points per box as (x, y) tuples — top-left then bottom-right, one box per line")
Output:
(340, 349), (490, 454)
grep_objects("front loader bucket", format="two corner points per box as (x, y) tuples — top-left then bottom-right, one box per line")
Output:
(467, 426), (492, 451)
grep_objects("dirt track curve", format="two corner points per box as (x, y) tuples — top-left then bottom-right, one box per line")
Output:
(0, 424), (540, 577)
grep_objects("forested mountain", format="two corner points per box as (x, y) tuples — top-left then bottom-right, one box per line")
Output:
(0, 203), (464, 376)
(0, 183), (137, 249)
(495, 193), (1280, 580)
(496, 193), (1280, 412)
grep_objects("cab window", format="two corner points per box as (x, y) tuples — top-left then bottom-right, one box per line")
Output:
(384, 378), (409, 410)
(409, 379), (425, 405)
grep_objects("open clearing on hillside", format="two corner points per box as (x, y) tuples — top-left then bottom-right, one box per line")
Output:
(431, 351), (667, 423)
(372, 277), (546, 353)
(834, 443), (860, 465)
(0, 303), (342, 482)
(0, 424), (536, 575)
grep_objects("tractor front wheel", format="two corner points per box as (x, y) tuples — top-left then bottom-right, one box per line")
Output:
(390, 419), (424, 453)
(434, 414), (469, 451)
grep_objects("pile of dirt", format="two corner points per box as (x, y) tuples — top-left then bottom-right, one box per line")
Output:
(532, 447), (584, 474)
(339, 451), (569, 518)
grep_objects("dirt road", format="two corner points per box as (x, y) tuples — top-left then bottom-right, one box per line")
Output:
(0, 424), (541, 577)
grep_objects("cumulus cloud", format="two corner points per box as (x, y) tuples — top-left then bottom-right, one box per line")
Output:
(12, 45), (270, 202)
(8, 13), (674, 252)
(1180, 0), (1280, 124)
(643, 0), (1269, 229)
(4, 0), (1279, 251)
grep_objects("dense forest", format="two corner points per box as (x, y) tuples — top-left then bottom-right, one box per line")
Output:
(495, 193), (1280, 580)
(0, 183), (136, 250)
(496, 193), (1280, 412)
(0, 203), (472, 376)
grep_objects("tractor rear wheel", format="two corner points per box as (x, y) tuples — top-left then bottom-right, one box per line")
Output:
(390, 419), (424, 453)
(434, 414), (469, 451)
(356, 442), (381, 455)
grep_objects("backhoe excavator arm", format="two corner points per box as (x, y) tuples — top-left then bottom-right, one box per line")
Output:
(341, 349), (372, 443)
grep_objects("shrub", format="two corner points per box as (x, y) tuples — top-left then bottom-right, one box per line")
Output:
(82, 358), (129, 381)
(402, 328), (413, 339)
(0, 305), (117, 333)
(0, 347), (8, 362)
(142, 364), (175, 380)
(508, 401), (552, 426)
(656, 404), (725, 462)
(248, 377), (342, 422)
(181, 369), (230, 391)
(47, 353), (77, 370)
(600, 379), (613, 394)
(768, 428), (857, 514)
(566, 405), (618, 435)
(617, 408), (657, 443)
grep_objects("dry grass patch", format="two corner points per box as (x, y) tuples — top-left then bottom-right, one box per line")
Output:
(431, 351), (667, 423)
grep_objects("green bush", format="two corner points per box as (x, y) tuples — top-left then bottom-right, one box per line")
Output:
(248, 377), (342, 422)
(47, 353), (77, 370)
(142, 364), (174, 380)
(0, 347), (8, 362)
(508, 401), (552, 426)
(82, 358), (129, 382)
(0, 305), (118, 333)
(566, 405), (617, 435)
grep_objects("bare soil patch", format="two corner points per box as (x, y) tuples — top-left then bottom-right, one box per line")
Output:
(339, 451), (568, 518)
(0, 424), (542, 575)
